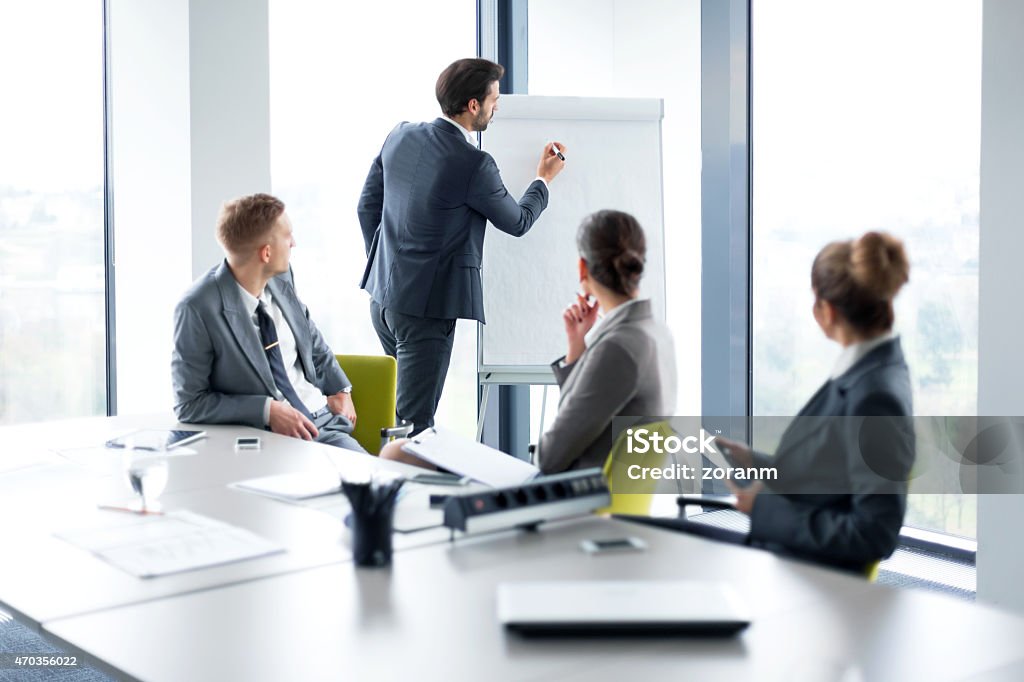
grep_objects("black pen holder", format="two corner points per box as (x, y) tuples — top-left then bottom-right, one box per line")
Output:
(342, 479), (404, 568)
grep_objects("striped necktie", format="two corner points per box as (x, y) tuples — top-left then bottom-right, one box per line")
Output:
(255, 301), (313, 420)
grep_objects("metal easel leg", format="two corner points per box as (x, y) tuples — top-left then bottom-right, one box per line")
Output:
(476, 382), (492, 443)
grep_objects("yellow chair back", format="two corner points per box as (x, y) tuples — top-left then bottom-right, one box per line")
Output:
(334, 354), (399, 455)
(596, 420), (676, 516)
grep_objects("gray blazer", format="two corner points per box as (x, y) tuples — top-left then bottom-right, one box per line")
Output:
(748, 337), (915, 571)
(537, 300), (676, 474)
(171, 261), (350, 428)
(357, 118), (549, 322)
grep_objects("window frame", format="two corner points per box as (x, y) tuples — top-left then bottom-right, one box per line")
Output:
(736, 0), (979, 553)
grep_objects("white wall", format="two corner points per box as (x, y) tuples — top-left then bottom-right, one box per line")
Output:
(188, 0), (272, 279)
(109, 0), (273, 414)
(977, 0), (1024, 613)
(109, 0), (192, 413)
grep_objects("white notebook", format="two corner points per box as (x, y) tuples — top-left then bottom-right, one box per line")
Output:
(402, 426), (539, 488)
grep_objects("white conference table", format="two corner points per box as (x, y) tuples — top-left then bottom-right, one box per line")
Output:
(0, 415), (452, 629)
(4, 415), (1024, 681)
(42, 515), (1024, 682)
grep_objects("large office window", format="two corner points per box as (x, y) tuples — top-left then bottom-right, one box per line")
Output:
(0, 1), (106, 424)
(526, 0), (703, 438)
(268, 0), (478, 436)
(752, 0), (981, 538)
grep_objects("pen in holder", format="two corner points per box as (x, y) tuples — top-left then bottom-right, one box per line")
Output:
(341, 475), (405, 567)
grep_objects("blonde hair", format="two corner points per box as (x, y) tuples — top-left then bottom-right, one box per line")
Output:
(216, 193), (285, 255)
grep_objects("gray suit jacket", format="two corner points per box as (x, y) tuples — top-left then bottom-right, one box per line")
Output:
(171, 261), (350, 428)
(357, 118), (549, 322)
(748, 337), (915, 571)
(537, 300), (676, 474)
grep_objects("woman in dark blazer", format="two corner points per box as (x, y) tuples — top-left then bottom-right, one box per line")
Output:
(713, 231), (915, 573)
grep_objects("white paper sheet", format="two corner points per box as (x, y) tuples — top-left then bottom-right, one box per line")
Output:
(232, 471), (341, 501)
(238, 477), (447, 533)
(55, 510), (284, 578)
(402, 426), (539, 488)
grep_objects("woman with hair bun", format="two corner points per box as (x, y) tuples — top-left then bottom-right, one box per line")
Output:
(535, 209), (677, 473)
(712, 230), (916, 573)
(378, 209), (676, 475)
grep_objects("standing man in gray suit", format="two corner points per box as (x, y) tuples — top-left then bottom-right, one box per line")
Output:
(357, 58), (566, 435)
(172, 193), (365, 452)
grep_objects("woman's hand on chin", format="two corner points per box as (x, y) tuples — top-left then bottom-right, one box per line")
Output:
(563, 293), (599, 364)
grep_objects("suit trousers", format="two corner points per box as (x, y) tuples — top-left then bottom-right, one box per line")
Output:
(310, 406), (366, 453)
(369, 299), (456, 436)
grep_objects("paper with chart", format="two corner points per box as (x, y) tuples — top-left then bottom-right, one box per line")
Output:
(55, 510), (284, 578)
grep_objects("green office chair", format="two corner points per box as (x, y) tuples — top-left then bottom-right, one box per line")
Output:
(595, 420), (678, 516)
(334, 354), (412, 455)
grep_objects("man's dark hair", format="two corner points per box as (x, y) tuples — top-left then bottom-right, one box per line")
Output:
(435, 58), (504, 117)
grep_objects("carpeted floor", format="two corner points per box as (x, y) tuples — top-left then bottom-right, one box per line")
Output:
(685, 508), (978, 602)
(875, 569), (976, 601)
(0, 617), (113, 682)
(876, 546), (976, 601)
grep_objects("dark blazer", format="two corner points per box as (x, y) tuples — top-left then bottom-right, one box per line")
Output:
(748, 337), (915, 571)
(357, 118), (549, 322)
(171, 261), (350, 428)
(537, 300), (676, 474)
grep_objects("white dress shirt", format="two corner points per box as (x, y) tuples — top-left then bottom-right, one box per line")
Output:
(236, 283), (329, 424)
(830, 330), (898, 380)
(439, 116), (549, 189)
(440, 114), (478, 146)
